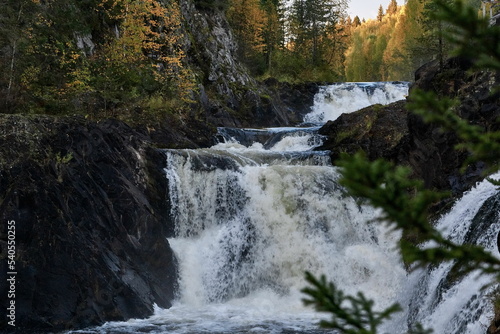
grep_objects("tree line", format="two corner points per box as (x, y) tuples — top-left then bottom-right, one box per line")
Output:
(303, 1), (500, 332)
(227, 0), (349, 82)
(0, 0), (486, 117)
(344, 0), (481, 81)
(228, 0), (483, 82)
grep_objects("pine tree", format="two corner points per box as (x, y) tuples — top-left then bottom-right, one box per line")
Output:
(415, 0), (454, 69)
(304, 2), (500, 333)
(260, 0), (285, 72)
(289, 0), (347, 66)
(228, 0), (266, 69)
(377, 4), (384, 21)
(352, 15), (361, 26)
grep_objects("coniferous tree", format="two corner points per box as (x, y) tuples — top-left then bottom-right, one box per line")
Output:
(352, 15), (361, 27)
(228, 0), (266, 70)
(260, 0), (286, 72)
(289, 0), (347, 70)
(305, 2), (500, 333)
(377, 4), (384, 21)
(415, 0), (454, 69)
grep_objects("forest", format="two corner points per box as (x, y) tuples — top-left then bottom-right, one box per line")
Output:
(0, 0), (486, 117)
(228, 0), (482, 82)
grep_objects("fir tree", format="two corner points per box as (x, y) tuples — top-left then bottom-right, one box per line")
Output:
(304, 1), (500, 332)
(377, 4), (384, 21)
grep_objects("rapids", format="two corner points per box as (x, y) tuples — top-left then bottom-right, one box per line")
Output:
(72, 82), (499, 334)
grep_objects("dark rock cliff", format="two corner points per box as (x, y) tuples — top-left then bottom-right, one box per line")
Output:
(0, 91), (319, 333)
(0, 115), (177, 332)
(318, 57), (500, 194)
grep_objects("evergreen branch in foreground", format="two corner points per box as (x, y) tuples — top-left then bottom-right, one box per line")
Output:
(408, 89), (500, 177)
(302, 272), (433, 334)
(302, 272), (402, 334)
(337, 151), (500, 278)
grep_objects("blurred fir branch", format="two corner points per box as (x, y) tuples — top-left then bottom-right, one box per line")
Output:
(434, 0), (500, 71)
(338, 151), (500, 276)
(302, 272), (403, 334)
(408, 89), (500, 177)
(302, 272), (433, 334)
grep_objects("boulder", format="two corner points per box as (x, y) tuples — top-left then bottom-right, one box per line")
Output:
(0, 115), (177, 332)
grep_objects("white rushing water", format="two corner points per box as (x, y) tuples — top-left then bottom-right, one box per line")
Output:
(157, 128), (406, 333)
(304, 82), (409, 123)
(76, 82), (499, 333)
(382, 172), (500, 334)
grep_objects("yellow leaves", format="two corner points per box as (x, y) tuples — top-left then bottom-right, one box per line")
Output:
(228, 0), (267, 54)
(95, 0), (194, 101)
(344, 0), (421, 81)
(20, 65), (41, 89)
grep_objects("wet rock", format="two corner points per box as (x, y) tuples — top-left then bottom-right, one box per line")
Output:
(318, 101), (409, 163)
(264, 79), (321, 124)
(0, 115), (177, 332)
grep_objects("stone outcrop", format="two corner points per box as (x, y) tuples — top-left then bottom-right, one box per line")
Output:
(180, 1), (291, 128)
(318, 57), (500, 194)
(0, 115), (177, 332)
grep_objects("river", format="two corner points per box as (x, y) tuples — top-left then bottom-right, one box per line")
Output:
(70, 82), (499, 334)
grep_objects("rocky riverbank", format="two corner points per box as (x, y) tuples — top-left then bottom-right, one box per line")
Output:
(0, 74), (320, 332)
(0, 115), (179, 332)
(1, 51), (498, 332)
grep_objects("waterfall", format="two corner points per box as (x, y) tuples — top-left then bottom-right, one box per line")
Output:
(386, 174), (500, 334)
(87, 82), (499, 333)
(158, 126), (405, 333)
(304, 81), (409, 123)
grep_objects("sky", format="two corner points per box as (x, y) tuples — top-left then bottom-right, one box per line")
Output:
(348, 0), (381, 20)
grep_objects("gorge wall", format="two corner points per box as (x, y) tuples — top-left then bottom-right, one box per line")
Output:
(176, 0), (315, 129)
(0, 115), (178, 332)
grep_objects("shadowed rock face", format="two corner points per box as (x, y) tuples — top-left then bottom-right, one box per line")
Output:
(317, 100), (476, 193)
(318, 57), (500, 194)
(0, 115), (177, 332)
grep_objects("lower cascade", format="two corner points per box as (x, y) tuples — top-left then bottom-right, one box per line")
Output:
(84, 82), (499, 333)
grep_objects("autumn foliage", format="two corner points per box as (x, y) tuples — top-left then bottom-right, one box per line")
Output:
(227, 0), (482, 82)
(0, 0), (193, 116)
(0, 0), (485, 116)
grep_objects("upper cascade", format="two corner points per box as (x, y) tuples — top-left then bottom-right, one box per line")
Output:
(304, 81), (410, 124)
(215, 126), (325, 152)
